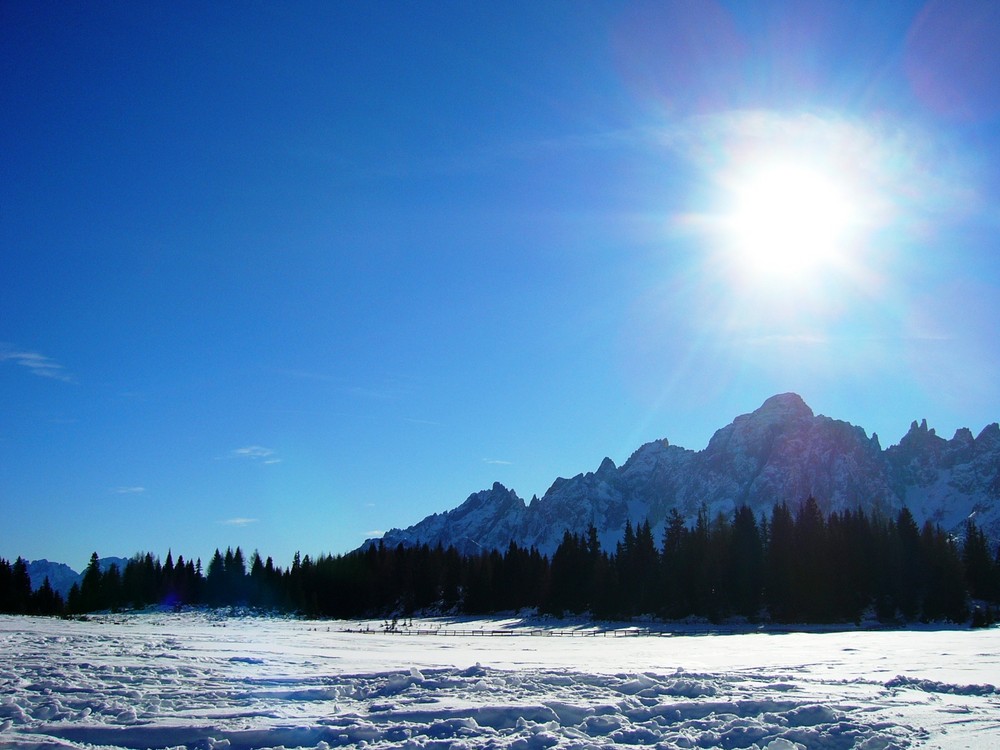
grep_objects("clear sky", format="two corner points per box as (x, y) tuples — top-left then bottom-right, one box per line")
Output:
(3, 1), (999, 572)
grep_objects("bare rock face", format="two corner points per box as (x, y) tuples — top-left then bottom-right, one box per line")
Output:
(372, 395), (1000, 555)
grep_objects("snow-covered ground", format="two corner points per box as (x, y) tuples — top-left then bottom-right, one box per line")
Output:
(1, 613), (998, 749)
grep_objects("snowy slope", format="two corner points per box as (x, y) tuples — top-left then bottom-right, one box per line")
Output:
(1, 612), (998, 749)
(372, 483), (528, 554)
(375, 393), (1000, 554)
(887, 420), (1000, 538)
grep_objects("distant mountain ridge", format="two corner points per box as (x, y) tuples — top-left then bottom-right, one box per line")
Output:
(27, 557), (129, 598)
(373, 394), (1000, 555)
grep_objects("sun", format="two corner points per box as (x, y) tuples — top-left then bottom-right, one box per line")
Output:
(719, 156), (861, 283)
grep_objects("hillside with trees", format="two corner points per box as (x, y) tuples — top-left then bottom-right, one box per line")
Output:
(3, 500), (998, 625)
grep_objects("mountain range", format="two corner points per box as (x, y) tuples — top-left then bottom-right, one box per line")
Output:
(27, 557), (129, 598)
(373, 393), (1000, 555)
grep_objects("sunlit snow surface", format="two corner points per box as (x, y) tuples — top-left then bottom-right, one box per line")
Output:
(1, 613), (998, 749)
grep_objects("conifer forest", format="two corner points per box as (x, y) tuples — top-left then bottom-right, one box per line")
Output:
(3, 500), (999, 625)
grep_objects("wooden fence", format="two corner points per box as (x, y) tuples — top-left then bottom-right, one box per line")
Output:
(343, 627), (659, 637)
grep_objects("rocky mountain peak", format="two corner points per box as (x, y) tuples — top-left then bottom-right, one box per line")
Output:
(705, 393), (815, 460)
(895, 418), (944, 454)
(466, 482), (522, 512)
(976, 423), (1000, 450)
(953, 427), (974, 444)
(372, 395), (1000, 555)
(757, 392), (814, 419)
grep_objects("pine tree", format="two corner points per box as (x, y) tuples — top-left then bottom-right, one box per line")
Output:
(162, 550), (176, 605)
(102, 563), (122, 611)
(206, 549), (226, 605)
(704, 511), (732, 622)
(463, 551), (498, 614)
(827, 508), (873, 623)
(547, 530), (586, 615)
(249, 550), (266, 607)
(633, 520), (660, 616)
(794, 497), (830, 621)
(729, 505), (763, 619)
(173, 554), (189, 606)
(229, 547), (247, 604)
(32, 576), (63, 615)
(66, 582), (82, 614)
(765, 503), (795, 622)
(441, 545), (462, 607)
(894, 508), (923, 621)
(0, 558), (13, 613)
(79, 552), (103, 612)
(921, 522), (968, 622)
(11, 557), (32, 614)
(963, 521), (997, 601)
(660, 508), (687, 618)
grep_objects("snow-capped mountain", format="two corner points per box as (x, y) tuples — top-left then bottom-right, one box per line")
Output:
(26, 560), (81, 598)
(26, 556), (131, 597)
(373, 394), (1000, 555)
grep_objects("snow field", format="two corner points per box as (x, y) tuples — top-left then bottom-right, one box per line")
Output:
(1, 613), (998, 749)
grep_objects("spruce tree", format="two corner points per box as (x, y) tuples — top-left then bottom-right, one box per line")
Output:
(963, 521), (997, 601)
(66, 582), (82, 614)
(765, 503), (795, 622)
(894, 508), (923, 621)
(660, 508), (687, 618)
(162, 550), (176, 604)
(32, 576), (63, 615)
(0, 558), (13, 613)
(79, 552), (103, 612)
(729, 505), (763, 619)
(249, 550), (266, 607)
(921, 522), (968, 622)
(11, 557), (32, 614)
(206, 549), (226, 605)
(102, 563), (122, 611)
(229, 547), (247, 603)
(794, 497), (830, 621)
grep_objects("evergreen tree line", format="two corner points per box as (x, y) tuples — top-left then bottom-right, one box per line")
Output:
(3, 499), (999, 623)
(0, 557), (64, 615)
(544, 501), (999, 624)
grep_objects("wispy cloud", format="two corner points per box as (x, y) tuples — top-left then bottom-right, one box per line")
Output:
(349, 374), (415, 401)
(113, 486), (146, 495)
(0, 345), (75, 383)
(346, 384), (400, 400)
(277, 368), (421, 409)
(221, 517), (259, 527)
(229, 446), (282, 464)
(483, 458), (513, 466)
(276, 368), (339, 383)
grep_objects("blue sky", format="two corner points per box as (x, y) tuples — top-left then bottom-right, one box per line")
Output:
(3, 1), (999, 571)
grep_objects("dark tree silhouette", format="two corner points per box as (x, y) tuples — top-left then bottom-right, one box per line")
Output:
(4, 498), (996, 622)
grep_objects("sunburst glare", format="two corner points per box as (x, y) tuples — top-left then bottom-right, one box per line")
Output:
(720, 156), (861, 282)
(673, 111), (914, 314)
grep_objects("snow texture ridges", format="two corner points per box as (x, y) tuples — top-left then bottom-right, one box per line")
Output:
(8, 612), (986, 750)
